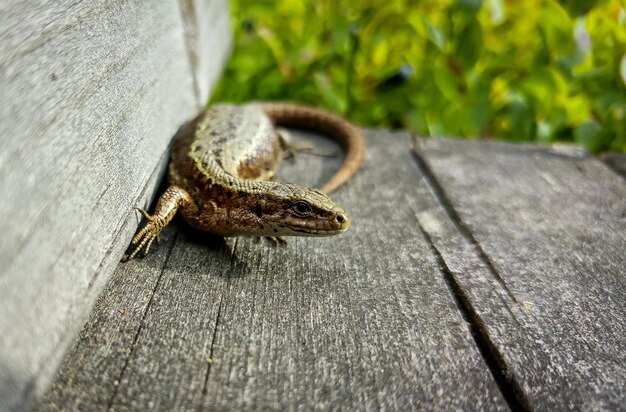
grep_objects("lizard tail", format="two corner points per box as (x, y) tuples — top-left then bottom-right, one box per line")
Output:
(259, 102), (365, 194)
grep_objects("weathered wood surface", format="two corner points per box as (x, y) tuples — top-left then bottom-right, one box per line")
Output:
(0, 1), (230, 410)
(602, 153), (626, 179)
(39, 131), (508, 411)
(178, 0), (232, 103)
(39, 129), (626, 411)
(415, 139), (626, 410)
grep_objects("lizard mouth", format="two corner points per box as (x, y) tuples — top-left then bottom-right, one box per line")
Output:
(277, 212), (350, 236)
(284, 227), (349, 236)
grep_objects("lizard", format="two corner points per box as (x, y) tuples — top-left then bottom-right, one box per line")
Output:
(125, 102), (365, 260)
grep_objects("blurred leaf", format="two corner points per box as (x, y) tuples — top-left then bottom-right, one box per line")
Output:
(469, 100), (490, 134)
(486, 0), (505, 24)
(426, 113), (445, 136)
(434, 66), (461, 100)
(313, 72), (346, 113)
(539, 1), (574, 55)
(455, 17), (483, 70)
(620, 54), (626, 87)
(457, 0), (482, 13)
(505, 96), (535, 141)
(407, 108), (428, 135)
(425, 19), (446, 51)
(560, 0), (602, 17)
(574, 120), (603, 151)
(536, 120), (554, 142)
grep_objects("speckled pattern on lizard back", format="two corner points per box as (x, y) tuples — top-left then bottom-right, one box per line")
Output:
(125, 102), (365, 260)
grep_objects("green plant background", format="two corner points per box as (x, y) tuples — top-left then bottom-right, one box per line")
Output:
(211, 0), (626, 153)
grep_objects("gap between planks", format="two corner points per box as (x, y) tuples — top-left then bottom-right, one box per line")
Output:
(411, 141), (531, 412)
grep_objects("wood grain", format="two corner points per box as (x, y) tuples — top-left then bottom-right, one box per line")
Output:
(40, 131), (506, 411)
(415, 138), (626, 410)
(178, 0), (232, 103)
(39, 130), (626, 410)
(0, 1), (230, 410)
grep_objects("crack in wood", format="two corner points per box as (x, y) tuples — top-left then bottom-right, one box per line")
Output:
(106, 229), (180, 411)
(200, 289), (225, 397)
(410, 140), (519, 304)
(200, 237), (237, 399)
(415, 218), (531, 412)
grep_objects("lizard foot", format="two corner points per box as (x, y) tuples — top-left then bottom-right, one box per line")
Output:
(265, 236), (288, 246)
(122, 186), (190, 261)
(253, 236), (288, 246)
(123, 207), (166, 261)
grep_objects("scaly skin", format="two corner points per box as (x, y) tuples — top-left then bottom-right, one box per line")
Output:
(125, 103), (365, 259)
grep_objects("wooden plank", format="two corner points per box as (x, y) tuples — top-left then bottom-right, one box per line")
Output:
(415, 138), (626, 410)
(0, 1), (230, 410)
(39, 130), (506, 410)
(602, 153), (626, 179)
(178, 0), (232, 103)
(35, 225), (179, 411)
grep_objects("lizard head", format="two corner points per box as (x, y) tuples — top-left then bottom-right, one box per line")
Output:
(253, 183), (350, 237)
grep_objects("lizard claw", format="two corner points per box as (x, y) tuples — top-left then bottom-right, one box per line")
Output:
(265, 236), (288, 246)
(253, 236), (288, 246)
(134, 206), (152, 220)
(124, 210), (166, 260)
(123, 186), (189, 261)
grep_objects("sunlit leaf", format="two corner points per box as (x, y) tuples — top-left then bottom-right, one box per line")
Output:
(486, 0), (505, 24)
(539, 1), (574, 55)
(424, 18), (446, 51)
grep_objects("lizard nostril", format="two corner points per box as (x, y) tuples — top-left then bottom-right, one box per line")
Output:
(336, 213), (346, 224)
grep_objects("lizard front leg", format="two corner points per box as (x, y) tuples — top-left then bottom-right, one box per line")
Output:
(124, 186), (191, 260)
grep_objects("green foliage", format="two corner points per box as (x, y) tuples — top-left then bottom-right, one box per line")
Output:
(212, 0), (626, 153)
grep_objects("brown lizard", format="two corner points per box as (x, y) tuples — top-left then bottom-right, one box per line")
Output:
(125, 102), (365, 260)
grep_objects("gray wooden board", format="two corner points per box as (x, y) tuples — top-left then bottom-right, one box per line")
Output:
(0, 1), (231, 410)
(602, 153), (626, 179)
(39, 130), (506, 411)
(178, 0), (232, 103)
(415, 138), (626, 410)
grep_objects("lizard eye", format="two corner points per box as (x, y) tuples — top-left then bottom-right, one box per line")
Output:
(293, 201), (312, 215)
